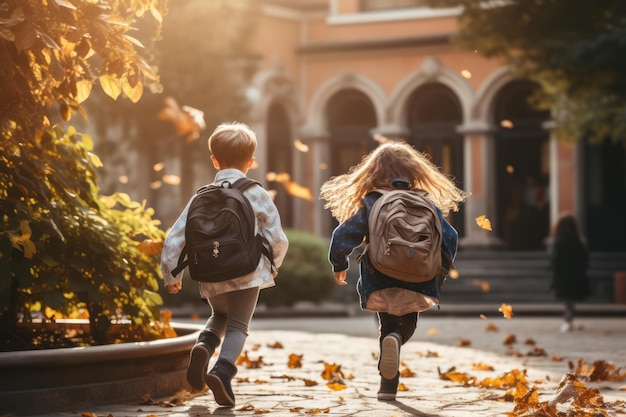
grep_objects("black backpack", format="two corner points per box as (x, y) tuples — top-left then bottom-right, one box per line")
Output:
(171, 178), (274, 282)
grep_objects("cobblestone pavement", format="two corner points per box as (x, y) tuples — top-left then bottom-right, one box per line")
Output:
(30, 315), (626, 417)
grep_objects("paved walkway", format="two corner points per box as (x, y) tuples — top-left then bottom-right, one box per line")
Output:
(32, 314), (626, 417)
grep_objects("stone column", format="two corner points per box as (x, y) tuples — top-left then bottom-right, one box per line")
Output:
(457, 123), (502, 249)
(298, 126), (330, 237)
(547, 121), (580, 225)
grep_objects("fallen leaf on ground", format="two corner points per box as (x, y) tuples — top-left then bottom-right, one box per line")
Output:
(288, 353), (303, 369)
(458, 339), (472, 347)
(485, 323), (499, 332)
(472, 362), (495, 371)
(321, 362), (345, 382)
(326, 382), (347, 391)
(503, 334), (517, 345)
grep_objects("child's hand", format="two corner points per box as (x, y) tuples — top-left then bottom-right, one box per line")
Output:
(333, 270), (347, 286)
(165, 281), (182, 294)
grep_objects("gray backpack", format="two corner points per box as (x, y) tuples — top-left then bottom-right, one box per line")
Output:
(366, 186), (444, 282)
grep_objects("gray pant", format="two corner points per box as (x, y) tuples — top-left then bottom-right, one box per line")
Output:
(203, 286), (260, 364)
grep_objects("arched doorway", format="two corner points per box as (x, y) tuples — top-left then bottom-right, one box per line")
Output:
(494, 80), (550, 250)
(266, 101), (294, 228)
(407, 83), (465, 236)
(326, 88), (377, 229)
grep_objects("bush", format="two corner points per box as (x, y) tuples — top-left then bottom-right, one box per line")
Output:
(259, 229), (334, 307)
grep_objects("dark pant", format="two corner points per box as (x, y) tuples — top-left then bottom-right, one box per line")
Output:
(377, 312), (418, 346)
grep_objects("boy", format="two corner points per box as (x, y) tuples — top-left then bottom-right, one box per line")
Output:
(161, 122), (288, 407)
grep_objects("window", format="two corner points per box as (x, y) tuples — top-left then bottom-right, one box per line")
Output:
(360, 0), (427, 11)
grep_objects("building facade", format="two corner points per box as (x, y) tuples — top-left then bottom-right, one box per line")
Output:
(238, 0), (626, 253)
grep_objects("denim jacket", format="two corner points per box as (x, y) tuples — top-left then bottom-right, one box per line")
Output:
(329, 193), (458, 316)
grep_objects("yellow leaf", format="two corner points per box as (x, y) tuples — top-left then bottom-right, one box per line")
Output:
(81, 132), (94, 151)
(400, 366), (416, 377)
(283, 180), (313, 201)
(472, 362), (495, 371)
(88, 152), (103, 168)
(498, 303), (514, 319)
(22, 239), (37, 259)
(99, 74), (121, 100)
(302, 378), (318, 386)
(475, 214), (493, 231)
(122, 77), (143, 103)
(162, 174), (181, 185)
(485, 322), (499, 332)
(19, 220), (32, 238)
(294, 139), (309, 152)
(137, 239), (163, 256)
(320, 362), (344, 381)
(398, 382), (409, 391)
(426, 327), (439, 336)
(326, 382), (347, 391)
(75, 79), (92, 103)
(150, 5), (163, 23)
(458, 339), (472, 347)
(288, 353), (303, 369)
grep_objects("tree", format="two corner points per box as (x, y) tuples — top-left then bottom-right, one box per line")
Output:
(0, 0), (170, 350)
(424, 0), (626, 143)
(87, 0), (261, 207)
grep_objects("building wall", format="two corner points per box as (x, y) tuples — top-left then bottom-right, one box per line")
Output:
(244, 1), (578, 249)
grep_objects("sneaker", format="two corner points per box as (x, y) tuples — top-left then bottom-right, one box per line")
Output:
(206, 358), (238, 407)
(380, 332), (401, 380)
(186, 344), (211, 391)
(377, 372), (399, 401)
(560, 322), (572, 333)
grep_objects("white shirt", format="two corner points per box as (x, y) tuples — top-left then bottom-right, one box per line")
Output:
(160, 168), (289, 298)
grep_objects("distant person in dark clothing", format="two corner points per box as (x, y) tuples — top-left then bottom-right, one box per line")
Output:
(548, 213), (591, 332)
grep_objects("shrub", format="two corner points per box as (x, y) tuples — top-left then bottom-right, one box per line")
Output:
(259, 229), (334, 307)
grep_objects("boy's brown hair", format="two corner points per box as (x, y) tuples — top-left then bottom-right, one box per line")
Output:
(208, 122), (257, 168)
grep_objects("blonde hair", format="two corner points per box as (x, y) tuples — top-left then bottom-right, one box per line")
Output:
(208, 122), (257, 168)
(320, 141), (468, 222)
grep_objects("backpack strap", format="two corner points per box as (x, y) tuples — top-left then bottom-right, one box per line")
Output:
(231, 177), (261, 191)
(171, 245), (188, 277)
(232, 178), (278, 275)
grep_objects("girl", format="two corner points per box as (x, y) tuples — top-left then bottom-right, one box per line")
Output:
(548, 213), (590, 332)
(320, 141), (466, 401)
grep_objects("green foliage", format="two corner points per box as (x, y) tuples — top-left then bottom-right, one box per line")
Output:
(259, 229), (334, 308)
(422, 0), (626, 143)
(0, 124), (166, 348)
(0, 0), (169, 349)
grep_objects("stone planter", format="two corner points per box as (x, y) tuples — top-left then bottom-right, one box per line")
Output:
(0, 322), (200, 416)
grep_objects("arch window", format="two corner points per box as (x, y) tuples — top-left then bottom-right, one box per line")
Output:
(407, 82), (464, 235)
(493, 80), (550, 250)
